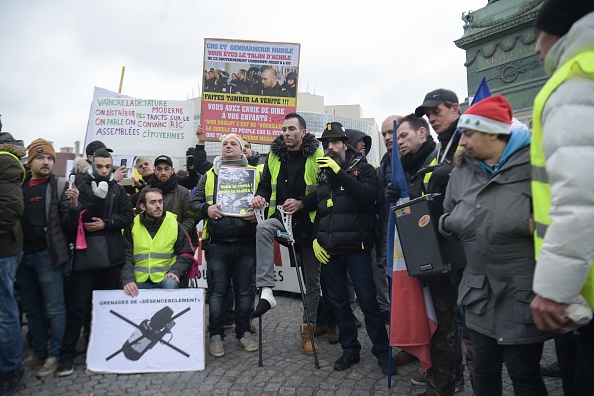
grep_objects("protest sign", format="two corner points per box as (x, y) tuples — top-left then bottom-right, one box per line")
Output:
(201, 38), (300, 144)
(85, 87), (195, 157)
(216, 166), (256, 216)
(87, 289), (205, 374)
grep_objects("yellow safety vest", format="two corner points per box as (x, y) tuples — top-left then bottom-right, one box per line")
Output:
(267, 149), (323, 221)
(203, 165), (260, 238)
(531, 49), (594, 308)
(132, 211), (178, 283)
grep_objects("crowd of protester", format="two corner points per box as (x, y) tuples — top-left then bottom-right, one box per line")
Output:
(1, 2), (593, 395)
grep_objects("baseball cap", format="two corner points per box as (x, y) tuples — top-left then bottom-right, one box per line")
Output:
(414, 89), (459, 117)
(86, 140), (113, 156)
(154, 155), (173, 167)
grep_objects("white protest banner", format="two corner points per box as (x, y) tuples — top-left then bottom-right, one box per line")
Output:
(87, 289), (205, 374)
(85, 87), (195, 157)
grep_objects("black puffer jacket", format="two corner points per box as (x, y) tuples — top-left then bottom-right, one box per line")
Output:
(314, 148), (377, 255)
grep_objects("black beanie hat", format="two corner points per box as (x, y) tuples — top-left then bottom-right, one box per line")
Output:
(535, 0), (594, 37)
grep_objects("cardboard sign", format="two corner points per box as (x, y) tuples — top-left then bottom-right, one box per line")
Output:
(216, 166), (256, 216)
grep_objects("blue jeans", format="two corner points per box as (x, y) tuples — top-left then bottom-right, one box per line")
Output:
(208, 244), (255, 339)
(137, 277), (180, 290)
(16, 249), (66, 358)
(0, 252), (24, 373)
(321, 251), (389, 356)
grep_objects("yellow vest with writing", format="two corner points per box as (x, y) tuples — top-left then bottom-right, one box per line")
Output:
(531, 49), (594, 308)
(132, 211), (178, 283)
(266, 150), (323, 221)
(203, 165), (260, 238)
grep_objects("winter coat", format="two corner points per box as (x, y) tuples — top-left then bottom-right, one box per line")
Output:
(190, 157), (257, 244)
(441, 130), (551, 344)
(314, 149), (377, 255)
(0, 141), (26, 257)
(22, 173), (71, 266)
(160, 185), (194, 236)
(67, 175), (134, 268)
(532, 12), (594, 304)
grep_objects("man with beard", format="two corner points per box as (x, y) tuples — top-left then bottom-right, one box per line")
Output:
(58, 149), (133, 377)
(17, 139), (70, 379)
(143, 155), (194, 236)
(313, 122), (392, 375)
(345, 128), (390, 322)
(250, 112), (324, 355)
(191, 134), (259, 357)
(413, 89), (463, 396)
(121, 188), (192, 296)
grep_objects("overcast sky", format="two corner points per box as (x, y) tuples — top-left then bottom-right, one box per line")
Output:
(1, 0), (488, 150)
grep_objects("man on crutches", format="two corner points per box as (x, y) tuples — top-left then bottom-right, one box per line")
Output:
(250, 112), (324, 356)
(313, 122), (393, 375)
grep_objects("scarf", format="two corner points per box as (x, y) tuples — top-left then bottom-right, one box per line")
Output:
(151, 173), (179, 195)
(401, 139), (437, 177)
(212, 155), (248, 175)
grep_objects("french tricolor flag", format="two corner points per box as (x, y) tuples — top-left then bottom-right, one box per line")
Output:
(386, 120), (437, 374)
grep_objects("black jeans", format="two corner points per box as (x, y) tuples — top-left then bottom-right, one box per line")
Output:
(556, 319), (594, 396)
(471, 330), (547, 396)
(62, 265), (122, 355)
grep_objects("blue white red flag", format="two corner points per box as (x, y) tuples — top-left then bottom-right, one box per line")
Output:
(387, 120), (437, 373)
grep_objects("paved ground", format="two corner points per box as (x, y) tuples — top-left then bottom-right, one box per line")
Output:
(17, 294), (563, 395)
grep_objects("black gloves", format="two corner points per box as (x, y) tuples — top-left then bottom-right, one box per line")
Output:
(186, 147), (195, 170)
(385, 183), (401, 203)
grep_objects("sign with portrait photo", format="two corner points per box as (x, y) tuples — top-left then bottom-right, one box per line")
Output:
(216, 166), (256, 216)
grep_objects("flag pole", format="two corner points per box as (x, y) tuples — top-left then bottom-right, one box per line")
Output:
(387, 119), (399, 389)
(118, 66), (126, 94)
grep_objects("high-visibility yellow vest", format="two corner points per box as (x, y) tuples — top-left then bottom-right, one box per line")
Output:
(132, 211), (178, 283)
(203, 165), (260, 238)
(266, 149), (323, 221)
(531, 49), (594, 308)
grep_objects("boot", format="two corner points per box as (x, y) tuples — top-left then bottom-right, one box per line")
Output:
(327, 326), (339, 344)
(300, 324), (319, 355)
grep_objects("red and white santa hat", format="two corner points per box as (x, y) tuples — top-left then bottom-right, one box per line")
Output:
(458, 94), (513, 135)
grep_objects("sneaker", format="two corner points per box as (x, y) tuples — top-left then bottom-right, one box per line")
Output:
(23, 354), (45, 369)
(37, 356), (59, 378)
(411, 373), (428, 386)
(0, 368), (25, 396)
(541, 361), (561, 377)
(238, 332), (258, 352)
(209, 335), (225, 357)
(377, 353), (396, 376)
(56, 354), (74, 377)
(333, 351), (360, 371)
